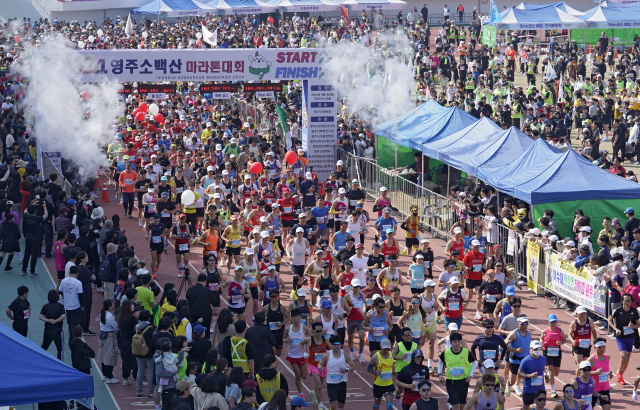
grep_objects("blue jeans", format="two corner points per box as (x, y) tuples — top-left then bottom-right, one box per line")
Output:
(444, 316), (462, 331)
(122, 192), (134, 215)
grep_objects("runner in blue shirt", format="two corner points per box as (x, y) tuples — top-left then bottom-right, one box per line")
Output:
(518, 341), (547, 410)
(311, 197), (330, 240)
(375, 207), (397, 242)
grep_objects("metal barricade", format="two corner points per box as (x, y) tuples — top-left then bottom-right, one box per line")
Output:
(41, 152), (71, 197)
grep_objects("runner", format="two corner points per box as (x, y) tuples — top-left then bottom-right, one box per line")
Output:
(571, 361), (608, 409)
(386, 286), (405, 345)
(401, 205), (421, 254)
(364, 297), (393, 356)
(463, 239), (485, 320)
(317, 334), (356, 410)
(368, 338), (396, 410)
(145, 214), (167, 277)
(607, 292), (640, 385)
(221, 215), (243, 275)
(398, 295), (426, 346)
(392, 327), (419, 374)
(518, 341), (547, 410)
(407, 380), (439, 410)
(262, 288), (289, 357)
(504, 315), (532, 397)
(463, 374), (505, 410)
(589, 338), (612, 409)
(419, 280), (438, 373)
(568, 306), (597, 376)
(470, 319), (508, 375)
(438, 332), (478, 410)
(477, 270), (503, 321)
(283, 307), (311, 398)
(472, 360), (506, 397)
(220, 266), (251, 322)
(344, 278), (367, 363)
(437, 277), (468, 330)
(396, 349), (431, 410)
(540, 314), (567, 398)
(301, 321), (329, 408)
(170, 214), (191, 278)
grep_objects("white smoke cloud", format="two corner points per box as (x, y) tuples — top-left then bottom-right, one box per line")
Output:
(17, 34), (123, 179)
(321, 32), (416, 126)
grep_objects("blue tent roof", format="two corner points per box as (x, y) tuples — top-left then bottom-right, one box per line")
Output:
(462, 127), (535, 176)
(580, 3), (640, 28)
(0, 322), (94, 405)
(132, 0), (216, 16)
(206, 0), (280, 13)
(421, 117), (502, 166)
(489, 6), (585, 28)
(515, 1), (584, 15)
(514, 149), (640, 204)
(376, 104), (476, 152)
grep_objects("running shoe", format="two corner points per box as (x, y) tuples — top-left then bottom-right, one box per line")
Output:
(349, 351), (355, 361)
(310, 390), (318, 404)
(551, 392), (558, 399)
(504, 383), (510, 397)
(152, 273), (157, 279)
(620, 376), (628, 385)
(616, 372), (622, 383)
(633, 390), (637, 401)
(21, 271), (27, 276)
(29, 272), (38, 277)
(154, 266), (159, 273)
(4, 265), (11, 271)
(359, 355), (365, 363)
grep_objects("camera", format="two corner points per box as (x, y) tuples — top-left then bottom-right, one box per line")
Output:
(183, 266), (190, 277)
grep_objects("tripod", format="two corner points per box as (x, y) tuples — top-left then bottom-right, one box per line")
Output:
(176, 266), (194, 298)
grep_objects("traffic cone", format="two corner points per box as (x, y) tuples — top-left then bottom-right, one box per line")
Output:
(93, 176), (99, 189)
(100, 180), (110, 202)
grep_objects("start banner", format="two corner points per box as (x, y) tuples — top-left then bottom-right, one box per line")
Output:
(544, 250), (607, 315)
(72, 49), (326, 83)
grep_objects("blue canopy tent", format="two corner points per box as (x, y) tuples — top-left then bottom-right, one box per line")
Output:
(580, 3), (640, 28)
(515, 1), (584, 16)
(493, 7), (585, 29)
(0, 322), (94, 405)
(206, 0), (280, 14)
(337, 0), (406, 10)
(462, 127), (535, 176)
(421, 117), (502, 165)
(132, 0), (216, 16)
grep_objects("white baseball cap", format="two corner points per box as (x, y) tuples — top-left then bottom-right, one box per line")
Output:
(448, 323), (459, 331)
(576, 306), (587, 314)
(336, 160), (344, 166)
(379, 186), (388, 192)
(297, 288), (307, 297)
(424, 279), (436, 287)
(471, 239), (481, 246)
(260, 231), (269, 238)
(296, 227), (304, 233)
(453, 227), (463, 234)
(338, 188), (346, 194)
(305, 172), (312, 179)
(530, 341), (542, 350)
(579, 360), (592, 369)
(351, 279), (362, 287)
(483, 359), (496, 368)
(449, 277), (460, 284)
(244, 248), (254, 255)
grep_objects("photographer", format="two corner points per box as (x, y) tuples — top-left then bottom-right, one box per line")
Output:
(22, 194), (48, 276)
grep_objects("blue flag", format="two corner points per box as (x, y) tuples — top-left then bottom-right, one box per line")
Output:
(490, 0), (501, 23)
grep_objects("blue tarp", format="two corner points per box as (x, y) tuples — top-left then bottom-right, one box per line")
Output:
(580, 3), (640, 28)
(462, 127), (535, 176)
(515, 1), (584, 15)
(487, 6), (585, 28)
(132, 0), (216, 16)
(515, 149), (640, 203)
(206, 0), (280, 13)
(0, 322), (94, 405)
(376, 103), (476, 152)
(421, 117), (502, 166)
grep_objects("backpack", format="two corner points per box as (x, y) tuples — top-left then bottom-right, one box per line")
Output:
(132, 325), (152, 356)
(98, 258), (111, 282)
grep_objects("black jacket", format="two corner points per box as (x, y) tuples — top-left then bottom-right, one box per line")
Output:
(172, 396), (193, 410)
(0, 220), (20, 244)
(70, 337), (95, 373)
(245, 323), (276, 364)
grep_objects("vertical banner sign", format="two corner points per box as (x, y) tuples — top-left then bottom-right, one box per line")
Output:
(301, 79), (337, 181)
(507, 230), (517, 256)
(545, 252), (607, 315)
(526, 240), (541, 295)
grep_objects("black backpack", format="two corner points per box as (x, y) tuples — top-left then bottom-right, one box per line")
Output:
(98, 258), (111, 281)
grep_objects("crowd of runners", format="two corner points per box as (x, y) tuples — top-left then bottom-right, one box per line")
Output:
(2, 6), (640, 410)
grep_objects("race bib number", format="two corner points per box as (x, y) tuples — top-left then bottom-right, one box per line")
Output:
(125, 179), (133, 185)
(372, 327), (385, 336)
(624, 326), (634, 335)
(449, 302), (460, 311)
(152, 236), (162, 243)
(315, 353), (324, 362)
(343, 285), (352, 293)
(349, 200), (358, 206)
(412, 330), (422, 339)
(209, 283), (219, 291)
(425, 261), (431, 268)
(284, 206), (293, 214)
(177, 187), (184, 193)
(450, 367), (464, 377)
(266, 198), (273, 204)
(269, 322), (279, 330)
(531, 377), (543, 386)
(269, 169), (276, 176)
(161, 212), (170, 218)
(483, 350), (496, 360)
(148, 204), (156, 212)
(245, 274), (255, 284)
(380, 371), (392, 381)
(579, 340), (591, 348)
(317, 216), (325, 224)
(291, 338), (302, 345)
(231, 294), (243, 304)
(353, 300), (364, 309)
(329, 373), (343, 383)
(546, 347), (559, 357)
(231, 239), (241, 246)
(23, 310), (29, 319)
(366, 298), (373, 307)
(581, 395), (592, 403)
(473, 264), (482, 272)
(392, 316), (401, 325)
(178, 243), (189, 251)
(486, 295), (497, 303)
(598, 374), (609, 383)
(300, 319), (307, 326)
(372, 269), (381, 276)
(411, 278), (423, 288)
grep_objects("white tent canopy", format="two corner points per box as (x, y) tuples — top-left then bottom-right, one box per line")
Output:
(132, 0), (216, 16)
(278, 0), (339, 12)
(515, 2), (584, 16)
(491, 7), (584, 29)
(337, 0), (406, 11)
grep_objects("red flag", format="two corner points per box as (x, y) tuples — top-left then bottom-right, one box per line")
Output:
(341, 7), (349, 24)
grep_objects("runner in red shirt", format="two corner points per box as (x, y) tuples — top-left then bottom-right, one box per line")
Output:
(462, 239), (485, 320)
(277, 187), (298, 243)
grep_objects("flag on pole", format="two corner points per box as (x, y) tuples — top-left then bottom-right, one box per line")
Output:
(490, 0), (501, 23)
(505, 91), (511, 107)
(202, 25), (217, 47)
(125, 14), (134, 38)
(426, 86), (431, 100)
(276, 104), (289, 135)
(341, 7), (350, 24)
(545, 60), (556, 81)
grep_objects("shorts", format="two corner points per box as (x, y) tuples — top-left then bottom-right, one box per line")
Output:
(592, 389), (611, 407)
(211, 293), (221, 308)
(149, 242), (164, 253)
(388, 326), (402, 344)
(327, 382), (347, 404)
(466, 278), (482, 289)
(543, 350), (562, 367)
(250, 287), (259, 300)
(144, 211), (156, 219)
(316, 229), (327, 238)
(616, 337), (634, 352)
(372, 384), (396, 401)
(309, 364), (328, 378)
(326, 219), (335, 230)
(272, 330), (284, 349)
(229, 305), (245, 315)
(424, 320), (437, 334)
(292, 264), (305, 277)
(175, 243), (190, 255)
(482, 303), (497, 314)
(308, 236), (317, 246)
(196, 208), (205, 218)
(226, 247), (241, 256)
(137, 197), (144, 208)
(243, 229), (251, 237)
(369, 341), (382, 352)
(286, 356), (307, 367)
(509, 362), (521, 375)
(336, 327), (345, 341)
(347, 320), (364, 334)
(405, 237), (419, 249)
(57, 270), (65, 280)
(572, 345), (591, 357)
(523, 392), (536, 406)
(282, 219), (295, 228)
(445, 379), (469, 405)
(411, 287), (425, 295)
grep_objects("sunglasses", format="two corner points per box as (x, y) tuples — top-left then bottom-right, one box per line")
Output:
(419, 388), (431, 393)
(520, 322), (529, 326)
(484, 326), (494, 329)
(403, 333), (412, 337)
(314, 329), (323, 333)
(412, 301), (420, 305)
(536, 398), (547, 402)
(484, 383), (495, 387)
(512, 305), (521, 308)
(582, 368), (591, 371)
(332, 342), (341, 346)
(565, 389), (574, 394)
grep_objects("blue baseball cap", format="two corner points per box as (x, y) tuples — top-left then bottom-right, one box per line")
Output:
(193, 324), (206, 335)
(291, 396), (309, 407)
(626, 207), (635, 214)
(66, 199), (77, 206)
(386, 228), (394, 234)
(547, 314), (558, 322)
(505, 286), (516, 296)
(321, 300), (333, 309)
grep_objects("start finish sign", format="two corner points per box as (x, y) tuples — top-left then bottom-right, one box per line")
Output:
(73, 49), (326, 83)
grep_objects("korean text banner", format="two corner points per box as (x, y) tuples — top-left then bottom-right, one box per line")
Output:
(70, 49), (326, 83)
(544, 250), (607, 315)
(526, 240), (542, 294)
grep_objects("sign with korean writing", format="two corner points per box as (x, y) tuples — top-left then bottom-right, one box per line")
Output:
(526, 240), (542, 295)
(544, 250), (607, 315)
(71, 49), (326, 82)
(256, 91), (275, 99)
(147, 93), (166, 100)
(301, 79), (336, 181)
